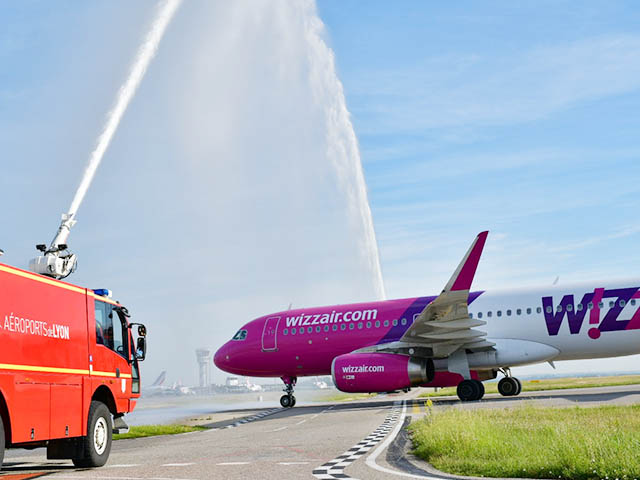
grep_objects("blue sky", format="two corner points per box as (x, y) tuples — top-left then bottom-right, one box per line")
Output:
(3, 1), (640, 380)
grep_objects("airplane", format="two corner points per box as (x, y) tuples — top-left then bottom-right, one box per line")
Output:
(215, 231), (640, 406)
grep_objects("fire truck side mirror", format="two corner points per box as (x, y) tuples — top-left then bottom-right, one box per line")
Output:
(136, 337), (147, 361)
(137, 325), (146, 337)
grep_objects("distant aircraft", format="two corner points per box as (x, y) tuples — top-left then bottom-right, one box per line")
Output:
(215, 231), (640, 406)
(151, 370), (167, 387)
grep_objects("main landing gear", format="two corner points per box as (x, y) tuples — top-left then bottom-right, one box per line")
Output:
(497, 368), (522, 397)
(280, 376), (297, 408)
(457, 379), (485, 402)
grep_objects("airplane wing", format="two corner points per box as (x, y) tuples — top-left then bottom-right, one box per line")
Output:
(399, 231), (494, 358)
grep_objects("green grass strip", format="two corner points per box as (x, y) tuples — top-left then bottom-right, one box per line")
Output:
(418, 374), (640, 398)
(409, 404), (640, 480)
(114, 424), (206, 440)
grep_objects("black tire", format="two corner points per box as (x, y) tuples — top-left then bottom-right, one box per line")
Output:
(514, 377), (522, 396)
(0, 414), (5, 471)
(280, 395), (292, 408)
(476, 380), (485, 400)
(498, 377), (519, 396)
(72, 401), (112, 468)
(457, 379), (480, 401)
(290, 395), (296, 407)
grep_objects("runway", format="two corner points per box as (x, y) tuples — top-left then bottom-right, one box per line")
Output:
(3, 384), (640, 480)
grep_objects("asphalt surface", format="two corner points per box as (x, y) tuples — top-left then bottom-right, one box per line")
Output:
(2, 384), (640, 480)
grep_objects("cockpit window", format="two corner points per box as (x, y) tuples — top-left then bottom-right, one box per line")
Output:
(232, 329), (247, 341)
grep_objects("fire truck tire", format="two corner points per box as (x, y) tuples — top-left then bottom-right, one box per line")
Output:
(0, 414), (5, 471)
(73, 401), (112, 468)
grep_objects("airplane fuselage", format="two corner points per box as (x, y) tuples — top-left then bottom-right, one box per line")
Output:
(214, 280), (640, 378)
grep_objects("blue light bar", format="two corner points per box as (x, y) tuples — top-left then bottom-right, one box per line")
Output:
(93, 289), (112, 298)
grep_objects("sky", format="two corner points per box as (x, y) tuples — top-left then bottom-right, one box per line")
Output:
(3, 1), (640, 383)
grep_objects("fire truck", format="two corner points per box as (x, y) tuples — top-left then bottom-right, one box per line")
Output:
(0, 262), (147, 469)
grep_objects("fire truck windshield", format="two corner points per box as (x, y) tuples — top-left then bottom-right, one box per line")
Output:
(95, 300), (129, 359)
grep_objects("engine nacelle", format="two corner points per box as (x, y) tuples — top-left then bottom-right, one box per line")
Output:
(331, 352), (434, 393)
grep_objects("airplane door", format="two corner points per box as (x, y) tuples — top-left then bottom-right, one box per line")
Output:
(262, 316), (280, 351)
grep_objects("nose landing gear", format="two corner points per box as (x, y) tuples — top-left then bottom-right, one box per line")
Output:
(280, 376), (297, 408)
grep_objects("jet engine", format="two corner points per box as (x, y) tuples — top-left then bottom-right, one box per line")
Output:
(331, 352), (434, 393)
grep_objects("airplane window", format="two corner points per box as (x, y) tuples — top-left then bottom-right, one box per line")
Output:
(536, 307), (541, 314)
(577, 304), (583, 311)
(383, 320), (389, 327)
(506, 310), (512, 316)
(316, 326), (321, 333)
(401, 318), (407, 325)
(366, 321), (372, 328)
(567, 304), (573, 312)
(358, 322), (363, 329)
(340, 324), (346, 331)
(609, 301), (614, 308)
(392, 319), (398, 326)
(307, 326), (313, 333)
(557, 305), (563, 312)
(546, 306), (552, 314)
(375, 321), (381, 328)
(497, 311), (502, 317)
(232, 330), (247, 341)
(598, 302), (604, 308)
(487, 311), (492, 317)
(478, 312), (483, 319)
(332, 325), (338, 331)
(516, 309), (522, 315)
(349, 323), (355, 330)
(468, 313), (473, 319)
(291, 328), (297, 335)
(632, 299), (637, 306)
(587, 302), (593, 309)
(620, 299), (626, 307)
(324, 325), (330, 332)
(527, 308), (532, 314)
(283, 329), (289, 335)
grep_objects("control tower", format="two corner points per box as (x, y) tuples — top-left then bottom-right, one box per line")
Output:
(195, 348), (212, 388)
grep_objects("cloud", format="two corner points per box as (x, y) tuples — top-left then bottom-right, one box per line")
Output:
(348, 34), (640, 132)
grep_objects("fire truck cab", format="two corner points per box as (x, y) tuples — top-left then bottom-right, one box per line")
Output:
(0, 263), (147, 469)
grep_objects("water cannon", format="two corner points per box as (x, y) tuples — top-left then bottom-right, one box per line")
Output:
(29, 213), (78, 279)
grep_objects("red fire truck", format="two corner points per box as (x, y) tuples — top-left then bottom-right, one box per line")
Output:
(0, 262), (147, 469)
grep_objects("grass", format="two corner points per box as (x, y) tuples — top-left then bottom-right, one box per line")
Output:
(409, 404), (640, 480)
(113, 424), (206, 440)
(418, 374), (640, 398)
(317, 392), (378, 402)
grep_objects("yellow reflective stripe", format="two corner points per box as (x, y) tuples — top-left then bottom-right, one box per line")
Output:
(91, 371), (132, 379)
(0, 363), (132, 378)
(0, 363), (89, 375)
(0, 265), (85, 294)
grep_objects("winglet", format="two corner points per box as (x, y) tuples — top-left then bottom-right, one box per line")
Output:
(443, 231), (488, 292)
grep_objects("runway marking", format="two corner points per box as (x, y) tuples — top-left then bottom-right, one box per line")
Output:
(278, 462), (309, 465)
(107, 464), (141, 468)
(270, 426), (288, 432)
(295, 419), (307, 425)
(161, 462), (196, 466)
(365, 400), (443, 479)
(312, 401), (402, 480)
(216, 462), (251, 466)
(221, 407), (282, 429)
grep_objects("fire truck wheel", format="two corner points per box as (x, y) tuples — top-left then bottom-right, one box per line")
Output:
(0, 414), (5, 471)
(73, 401), (112, 468)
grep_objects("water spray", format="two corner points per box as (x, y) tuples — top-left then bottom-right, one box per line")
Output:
(28, 0), (182, 280)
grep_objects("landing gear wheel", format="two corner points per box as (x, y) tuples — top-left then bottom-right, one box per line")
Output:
(0, 413), (5, 471)
(72, 401), (112, 468)
(457, 379), (484, 401)
(280, 395), (292, 408)
(514, 377), (522, 396)
(498, 377), (519, 396)
(290, 395), (296, 407)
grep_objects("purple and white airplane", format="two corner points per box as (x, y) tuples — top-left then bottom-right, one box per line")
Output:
(215, 231), (640, 406)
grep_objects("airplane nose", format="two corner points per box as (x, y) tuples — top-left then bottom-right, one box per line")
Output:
(213, 344), (229, 370)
